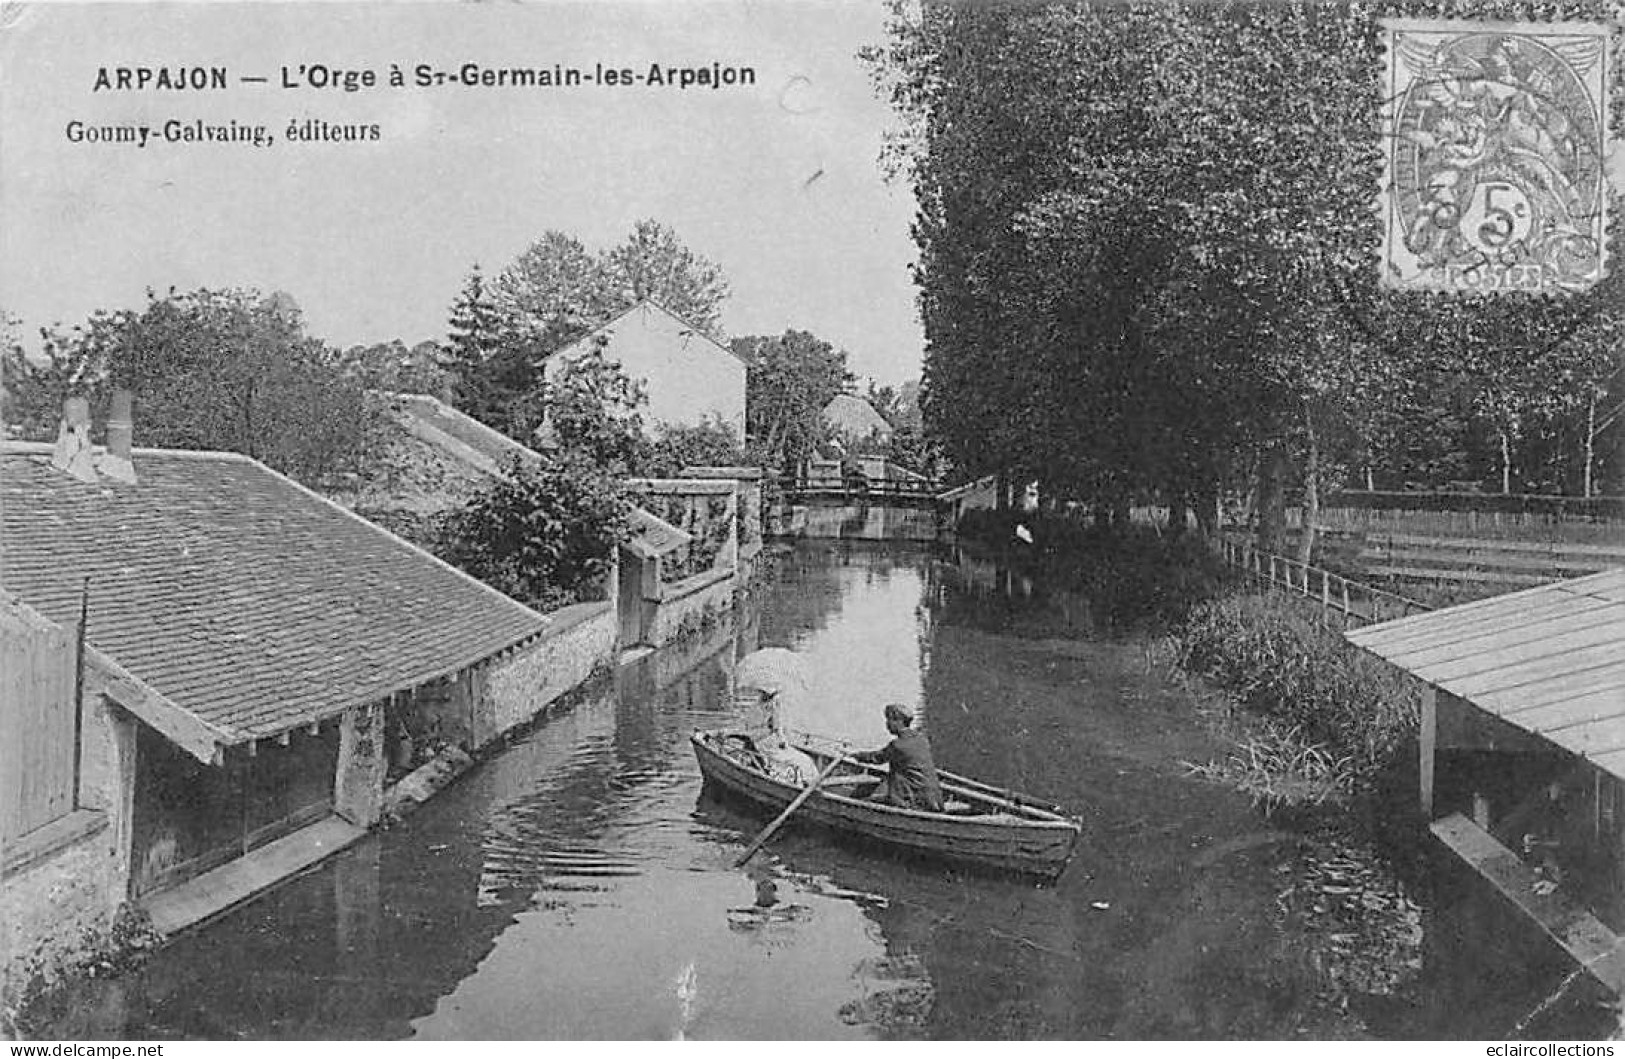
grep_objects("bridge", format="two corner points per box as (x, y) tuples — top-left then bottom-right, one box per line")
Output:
(781, 478), (941, 508)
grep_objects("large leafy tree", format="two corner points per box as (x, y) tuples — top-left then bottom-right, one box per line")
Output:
(867, 0), (1624, 551)
(486, 219), (730, 352)
(489, 232), (613, 349)
(732, 330), (853, 472)
(601, 220), (731, 335)
(3, 288), (375, 486)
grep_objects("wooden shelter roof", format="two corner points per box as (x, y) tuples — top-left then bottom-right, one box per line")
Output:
(1346, 568), (1625, 782)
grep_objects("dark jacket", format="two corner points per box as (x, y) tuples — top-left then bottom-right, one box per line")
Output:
(857, 728), (943, 811)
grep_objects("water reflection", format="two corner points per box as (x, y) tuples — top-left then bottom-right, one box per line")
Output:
(19, 543), (1613, 1040)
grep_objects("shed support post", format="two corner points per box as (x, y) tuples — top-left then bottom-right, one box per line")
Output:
(1420, 684), (1437, 819)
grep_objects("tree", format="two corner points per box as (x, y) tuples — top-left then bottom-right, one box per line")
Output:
(338, 338), (452, 398)
(488, 220), (730, 350)
(446, 266), (550, 440)
(543, 339), (647, 474)
(2, 319), (108, 440)
(488, 232), (612, 350)
(601, 219), (730, 336)
(885, 421), (942, 479)
(438, 452), (631, 612)
(6, 288), (375, 485)
(867, 0), (1624, 554)
(733, 330), (853, 472)
(640, 418), (750, 477)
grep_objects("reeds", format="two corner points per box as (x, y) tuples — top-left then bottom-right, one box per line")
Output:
(1174, 593), (1420, 804)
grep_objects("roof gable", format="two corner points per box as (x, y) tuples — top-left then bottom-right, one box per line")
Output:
(823, 394), (893, 437)
(1, 444), (551, 751)
(546, 299), (741, 366)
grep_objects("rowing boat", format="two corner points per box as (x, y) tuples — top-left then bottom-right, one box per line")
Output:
(691, 729), (1082, 880)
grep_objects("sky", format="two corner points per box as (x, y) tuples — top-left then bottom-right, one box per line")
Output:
(0, 1), (925, 386)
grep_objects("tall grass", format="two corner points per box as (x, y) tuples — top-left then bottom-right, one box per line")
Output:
(1173, 593), (1421, 800)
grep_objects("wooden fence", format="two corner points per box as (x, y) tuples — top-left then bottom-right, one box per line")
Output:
(1215, 535), (1432, 628)
(1, 605), (79, 841)
(1327, 531), (1625, 589)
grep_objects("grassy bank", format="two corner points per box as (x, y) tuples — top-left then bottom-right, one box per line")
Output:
(1170, 593), (1421, 814)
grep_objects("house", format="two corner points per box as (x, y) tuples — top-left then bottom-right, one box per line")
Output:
(0, 400), (617, 985)
(541, 300), (746, 440)
(822, 394), (893, 446)
(1346, 569), (1625, 998)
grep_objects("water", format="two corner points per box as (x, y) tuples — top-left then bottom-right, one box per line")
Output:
(20, 542), (1615, 1039)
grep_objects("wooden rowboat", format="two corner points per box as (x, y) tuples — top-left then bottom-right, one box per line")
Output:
(691, 729), (1082, 880)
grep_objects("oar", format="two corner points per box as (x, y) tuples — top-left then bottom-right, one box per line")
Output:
(734, 753), (847, 868)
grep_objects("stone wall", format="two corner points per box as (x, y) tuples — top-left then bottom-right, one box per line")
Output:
(1, 673), (136, 1025)
(646, 568), (738, 647)
(476, 602), (616, 747)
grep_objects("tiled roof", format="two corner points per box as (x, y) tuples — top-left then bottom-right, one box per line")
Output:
(1, 444), (550, 748)
(1347, 568), (1625, 782)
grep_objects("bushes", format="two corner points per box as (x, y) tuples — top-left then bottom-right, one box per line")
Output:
(437, 452), (630, 612)
(1174, 594), (1419, 791)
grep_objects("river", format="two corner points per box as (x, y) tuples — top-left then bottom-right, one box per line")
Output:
(19, 542), (1615, 1039)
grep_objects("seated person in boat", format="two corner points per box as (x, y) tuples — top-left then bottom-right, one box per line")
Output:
(734, 686), (818, 785)
(853, 704), (944, 812)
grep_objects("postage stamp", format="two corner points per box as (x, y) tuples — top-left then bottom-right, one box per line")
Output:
(1379, 18), (1613, 294)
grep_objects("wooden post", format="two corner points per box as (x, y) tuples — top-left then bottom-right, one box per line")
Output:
(72, 578), (89, 809)
(1341, 580), (1351, 624)
(1320, 569), (1330, 621)
(1420, 684), (1437, 818)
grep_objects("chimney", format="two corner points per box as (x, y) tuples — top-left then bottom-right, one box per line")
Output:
(50, 397), (98, 483)
(96, 390), (137, 485)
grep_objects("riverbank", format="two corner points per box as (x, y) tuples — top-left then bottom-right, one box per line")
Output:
(12, 541), (1607, 1039)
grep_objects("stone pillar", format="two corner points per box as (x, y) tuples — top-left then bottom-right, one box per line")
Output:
(334, 703), (386, 828)
(724, 487), (739, 574)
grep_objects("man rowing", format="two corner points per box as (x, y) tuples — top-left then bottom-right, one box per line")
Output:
(852, 703), (944, 812)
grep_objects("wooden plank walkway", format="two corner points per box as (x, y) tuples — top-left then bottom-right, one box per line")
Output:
(143, 814), (367, 937)
(1431, 813), (1625, 996)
